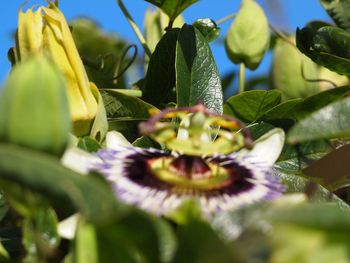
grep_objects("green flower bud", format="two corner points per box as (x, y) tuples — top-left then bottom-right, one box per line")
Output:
(272, 37), (320, 100)
(225, 0), (269, 70)
(0, 56), (71, 156)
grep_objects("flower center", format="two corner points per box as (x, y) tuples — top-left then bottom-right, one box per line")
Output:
(149, 155), (231, 190)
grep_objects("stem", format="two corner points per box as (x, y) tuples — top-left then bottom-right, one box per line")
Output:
(116, 0), (152, 58)
(239, 63), (245, 93)
(101, 89), (142, 97)
(269, 24), (295, 47)
(216, 13), (236, 25)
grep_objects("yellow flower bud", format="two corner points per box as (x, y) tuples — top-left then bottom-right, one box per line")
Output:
(16, 3), (98, 136)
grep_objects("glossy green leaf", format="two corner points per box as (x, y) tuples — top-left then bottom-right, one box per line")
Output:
(0, 143), (127, 224)
(143, 28), (180, 108)
(272, 37), (320, 100)
(225, 0), (269, 69)
(277, 173), (350, 210)
(224, 90), (281, 123)
(291, 85), (350, 119)
(145, 0), (198, 22)
(260, 99), (302, 122)
(176, 24), (223, 113)
(192, 18), (220, 42)
(297, 25), (350, 76)
(261, 86), (350, 122)
(275, 140), (332, 175)
(319, 0), (350, 31)
(288, 96), (350, 143)
(101, 89), (158, 120)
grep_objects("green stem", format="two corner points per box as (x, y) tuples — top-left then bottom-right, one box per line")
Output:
(216, 13), (236, 25)
(116, 0), (152, 58)
(101, 89), (142, 97)
(239, 63), (245, 93)
(269, 24), (295, 47)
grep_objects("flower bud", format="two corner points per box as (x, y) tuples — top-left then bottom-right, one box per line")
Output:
(0, 56), (71, 156)
(16, 3), (98, 136)
(225, 0), (269, 70)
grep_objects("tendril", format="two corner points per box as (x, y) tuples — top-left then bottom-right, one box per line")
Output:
(113, 44), (138, 83)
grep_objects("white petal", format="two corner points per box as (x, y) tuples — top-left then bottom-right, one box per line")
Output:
(239, 128), (285, 166)
(57, 214), (79, 240)
(106, 131), (132, 149)
(61, 147), (101, 175)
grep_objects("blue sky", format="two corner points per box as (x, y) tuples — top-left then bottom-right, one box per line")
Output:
(0, 0), (330, 87)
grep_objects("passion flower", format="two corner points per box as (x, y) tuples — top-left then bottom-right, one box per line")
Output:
(91, 105), (286, 217)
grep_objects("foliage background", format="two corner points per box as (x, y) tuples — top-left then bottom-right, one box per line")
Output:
(0, 0), (330, 90)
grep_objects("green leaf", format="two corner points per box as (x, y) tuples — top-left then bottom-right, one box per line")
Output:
(145, 0), (198, 22)
(270, 225), (350, 263)
(0, 144), (127, 224)
(143, 28), (180, 108)
(296, 26), (350, 76)
(272, 37), (320, 100)
(266, 204), (350, 263)
(71, 222), (98, 263)
(77, 137), (101, 153)
(267, 203), (350, 229)
(261, 87), (350, 122)
(260, 99), (302, 122)
(132, 136), (161, 149)
(101, 89), (158, 120)
(192, 18), (220, 42)
(172, 220), (235, 263)
(0, 191), (7, 223)
(108, 120), (140, 142)
(319, 0), (350, 31)
(288, 96), (350, 143)
(90, 85), (108, 143)
(224, 90), (281, 123)
(22, 207), (60, 262)
(176, 24), (223, 113)
(96, 211), (176, 263)
(291, 85), (350, 120)
(277, 173), (350, 210)
(225, 0), (269, 69)
(0, 242), (9, 262)
(275, 140), (332, 175)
